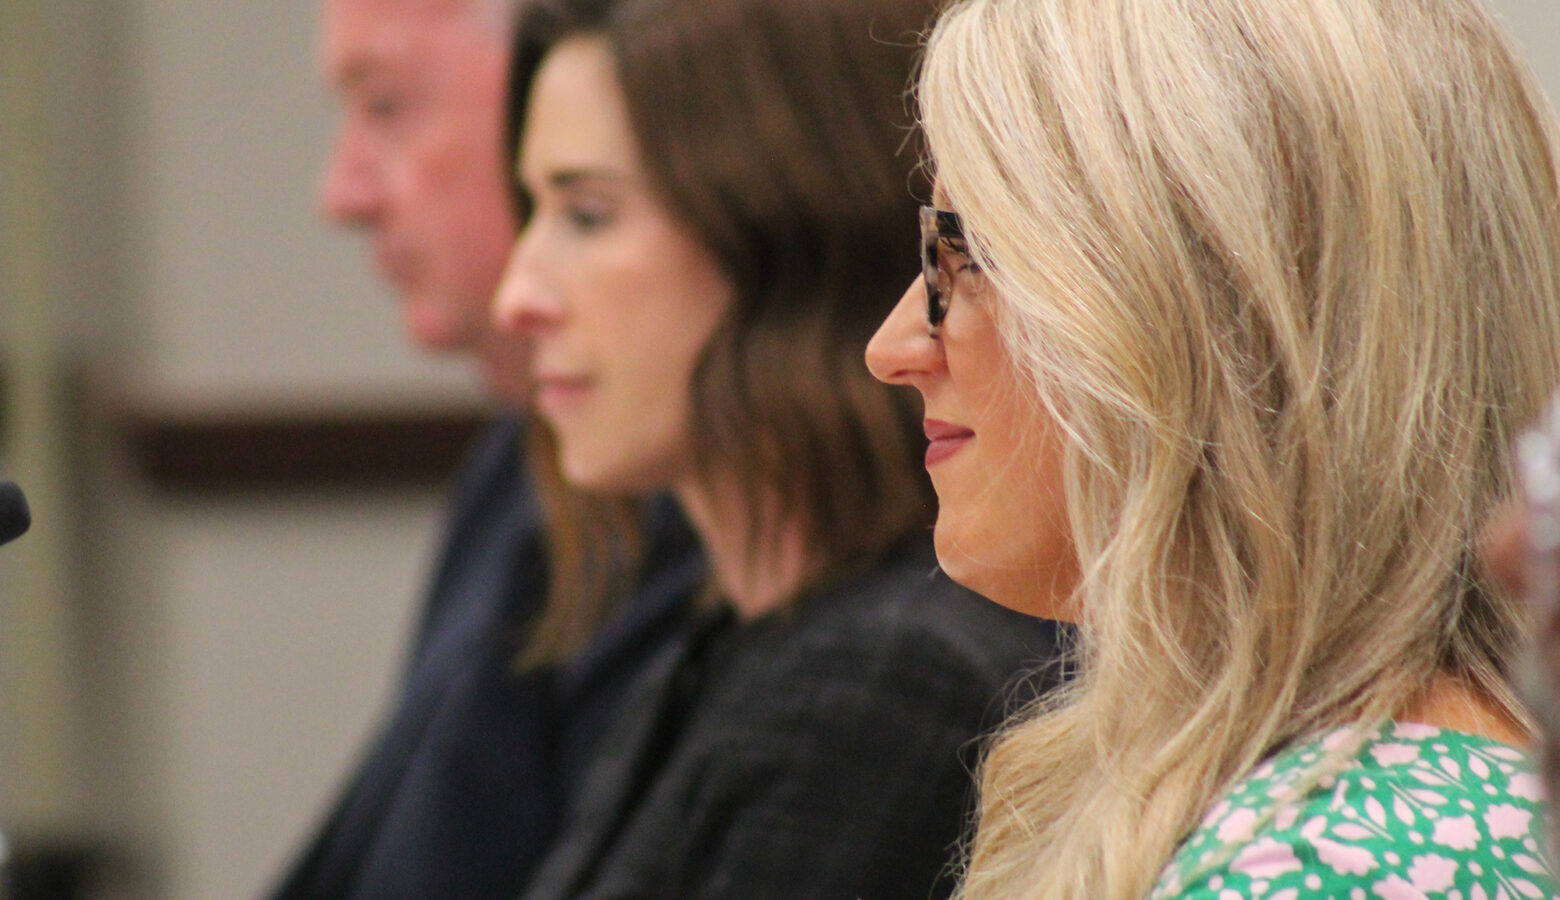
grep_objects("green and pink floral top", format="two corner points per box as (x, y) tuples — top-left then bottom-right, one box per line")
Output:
(1150, 722), (1557, 899)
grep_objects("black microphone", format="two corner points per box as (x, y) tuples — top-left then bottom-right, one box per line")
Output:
(0, 480), (31, 547)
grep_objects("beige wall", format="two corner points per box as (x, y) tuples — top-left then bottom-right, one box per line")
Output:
(3, 0), (479, 898)
(2, 0), (1558, 898)
(1497, 0), (1560, 99)
(69, 0), (486, 894)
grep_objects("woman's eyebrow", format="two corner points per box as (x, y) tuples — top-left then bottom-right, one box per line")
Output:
(545, 168), (630, 190)
(516, 165), (633, 196)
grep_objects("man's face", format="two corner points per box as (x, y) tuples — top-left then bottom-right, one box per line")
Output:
(319, 0), (527, 401)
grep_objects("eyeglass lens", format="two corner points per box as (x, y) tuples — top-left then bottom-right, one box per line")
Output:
(920, 205), (960, 335)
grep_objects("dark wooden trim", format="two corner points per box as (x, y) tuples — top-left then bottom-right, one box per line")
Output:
(119, 404), (491, 492)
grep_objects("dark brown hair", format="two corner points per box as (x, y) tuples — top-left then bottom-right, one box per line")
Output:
(508, 0), (939, 626)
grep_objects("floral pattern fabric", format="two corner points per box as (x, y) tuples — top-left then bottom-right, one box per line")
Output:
(1150, 722), (1557, 899)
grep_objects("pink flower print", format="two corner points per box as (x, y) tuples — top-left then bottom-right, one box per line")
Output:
(1274, 804), (1301, 832)
(1314, 836), (1379, 877)
(1430, 814), (1480, 850)
(1371, 743), (1422, 767)
(1230, 837), (1303, 879)
(1393, 723), (1441, 741)
(1406, 854), (1457, 892)
(1508, 772), (1546, 802)
(1371, 873), (1431, 899)
(1323, 727), (1360, 751)
(1202, 799), (1232, 828)
(1485, 803), (1534, 840)
(1217, 807), (1259, 842)
(1301, 816), (1328, 841)
(1508, 876), (1551, 898)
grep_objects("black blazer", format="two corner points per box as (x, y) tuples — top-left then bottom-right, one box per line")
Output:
(269, 417), (704, 900)
(522, 535), (1069, 900)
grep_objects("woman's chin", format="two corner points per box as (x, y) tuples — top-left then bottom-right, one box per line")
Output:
(933, 528), (1074, 621)
(555, 444), (678, 497)
(556, 448), (630, 494)
(932, 531), (1008, 606)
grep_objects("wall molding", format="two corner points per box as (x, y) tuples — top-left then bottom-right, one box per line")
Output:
(117, 402), (490, 492)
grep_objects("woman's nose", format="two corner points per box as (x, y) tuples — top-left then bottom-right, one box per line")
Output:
(492, 235), (564, 337)
(866, 276), (942, 385)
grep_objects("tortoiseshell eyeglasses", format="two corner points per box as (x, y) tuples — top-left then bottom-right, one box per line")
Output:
(920, 205), (972, 338)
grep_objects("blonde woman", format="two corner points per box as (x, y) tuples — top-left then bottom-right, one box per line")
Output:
(867, 0), (1560, 896)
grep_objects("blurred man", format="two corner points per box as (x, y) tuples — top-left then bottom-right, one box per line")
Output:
(268, 1), (700, 897)
(318, 0), (522, 396)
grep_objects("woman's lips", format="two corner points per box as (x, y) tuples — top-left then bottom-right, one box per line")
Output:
(923, 419), (974, 466)
(533, 375), (594, 415)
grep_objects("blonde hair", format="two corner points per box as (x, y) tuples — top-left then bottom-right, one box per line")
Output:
(920, 0), (1560, 896)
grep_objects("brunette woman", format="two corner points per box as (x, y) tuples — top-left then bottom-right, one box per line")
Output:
(493, 0), (1066, 896)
